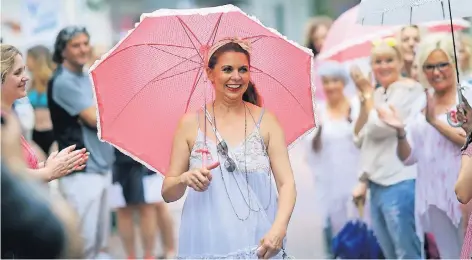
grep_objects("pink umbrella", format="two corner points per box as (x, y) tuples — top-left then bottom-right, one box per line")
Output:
(318, 5), (469, 62)
(317, 5), (398, 62)
(89, 5), (316, 175)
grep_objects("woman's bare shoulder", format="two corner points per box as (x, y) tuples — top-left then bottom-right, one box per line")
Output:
(245, 103), (274, 123)
(177, 112), (199, 134)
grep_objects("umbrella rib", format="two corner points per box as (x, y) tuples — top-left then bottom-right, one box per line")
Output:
(151, 66), (201, 84)
(108, 65), (202, 127)
(251, 66), (311, 115)
(207, 13), (223, 46)
(176, 17), (204, 63)
(148, 45), (202, 66)
(184, 68), (204, 112)
(243, 35), (270, 45)
(146, 53), (201, 85)
(95, 43), (196, 70)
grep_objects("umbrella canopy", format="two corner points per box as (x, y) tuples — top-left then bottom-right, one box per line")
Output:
(318, 4), (469, 62)
(357, 0), (472, 26)
(89, 5), (316, 175)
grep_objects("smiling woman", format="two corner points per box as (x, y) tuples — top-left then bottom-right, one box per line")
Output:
(162, 38), (297, 259)
(207, 41), (262, 106)
(376, 33), (468, 259)
(349, 37), (424, 258)
(1, 44), (88, 182)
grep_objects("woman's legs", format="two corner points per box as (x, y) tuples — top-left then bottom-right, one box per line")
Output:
(369, 180), (422, 259)
(155, 202), (176, 258)
(369, 185), (397, 259)
(426, 205), (462, 258)
(138, 204), (158, 259)
(116, 207), (136, 259)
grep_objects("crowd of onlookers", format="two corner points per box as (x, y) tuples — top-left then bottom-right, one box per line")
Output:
(1, 26), (176, 259)
(304, 14), (472, 259)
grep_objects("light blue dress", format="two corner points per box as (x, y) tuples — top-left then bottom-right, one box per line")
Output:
(176, 108), (286, 259)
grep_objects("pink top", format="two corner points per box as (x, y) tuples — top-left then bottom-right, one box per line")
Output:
(1, 110), (39, 169)
(461, 143), (472, 259)
(21, 135), (39, 169)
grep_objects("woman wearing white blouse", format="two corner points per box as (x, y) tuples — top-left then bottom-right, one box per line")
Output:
(350, 38), (423, 259)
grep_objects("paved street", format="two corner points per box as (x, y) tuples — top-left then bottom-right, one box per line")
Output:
(109, 136), (326, 258)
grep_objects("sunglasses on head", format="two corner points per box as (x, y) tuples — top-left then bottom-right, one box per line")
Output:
(423, 62), (450, 73)
(216, 140), (237, 172)
(60, 26), (88, 41)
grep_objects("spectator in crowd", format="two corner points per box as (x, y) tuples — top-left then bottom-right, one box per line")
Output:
(48, 26), (115, 259)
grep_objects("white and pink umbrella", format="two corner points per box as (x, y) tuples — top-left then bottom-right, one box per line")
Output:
(318, 5), (469, 62)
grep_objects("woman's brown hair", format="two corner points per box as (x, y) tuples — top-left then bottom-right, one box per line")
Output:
(207, 42), (262, 107)
(304, 16), (333, 57)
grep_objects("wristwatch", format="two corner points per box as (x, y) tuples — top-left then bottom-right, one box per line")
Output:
(359, 92), (372, 104)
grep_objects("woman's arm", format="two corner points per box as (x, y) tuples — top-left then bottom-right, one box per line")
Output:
(429, 119), (466, 146)
(25, 167), (53, 182)
(264, 112), (296, 234)
(354, 94), (374, 137)
(161, 113), (194, 203)
(395, 127), (417, 165)
(455, 153), (472, 204)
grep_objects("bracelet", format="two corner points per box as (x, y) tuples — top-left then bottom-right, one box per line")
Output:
(397, 131), (407, 140)
(359, 92), (372, 104)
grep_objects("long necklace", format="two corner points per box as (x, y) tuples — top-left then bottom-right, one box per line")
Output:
(211, 102), (273, 221)
(212, 101), (250, 220)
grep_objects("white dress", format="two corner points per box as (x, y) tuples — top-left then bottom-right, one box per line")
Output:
(305, 98), (363, 235)
(177, 108), (286, 259)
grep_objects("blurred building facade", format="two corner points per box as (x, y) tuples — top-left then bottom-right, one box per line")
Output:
(110, 0), (317, 45)
(1, 0), (363, 52)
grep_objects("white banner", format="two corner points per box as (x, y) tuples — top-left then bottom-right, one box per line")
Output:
(21, 0), (64, 49)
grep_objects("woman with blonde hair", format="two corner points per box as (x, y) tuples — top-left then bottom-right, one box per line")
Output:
(304, 16), (332, 57)
(1, 44), (87, 181)
(26, 45), (56, 155)
(379, 33), (467, 258)
(350, 37), (423, 258)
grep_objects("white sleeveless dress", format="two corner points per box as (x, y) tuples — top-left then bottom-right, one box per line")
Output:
(176, 108), (287, 259)
(305, 99), (363, 235)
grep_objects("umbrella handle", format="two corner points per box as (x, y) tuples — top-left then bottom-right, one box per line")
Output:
(354, 198), (365, 220)
(195, 148), (210, 167)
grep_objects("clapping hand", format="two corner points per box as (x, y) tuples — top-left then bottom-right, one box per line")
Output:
(424, 89), (437, 124)
(377, 104), (405, 130)
(45, 145), (88, 180)
(350, 65), (373, 95)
